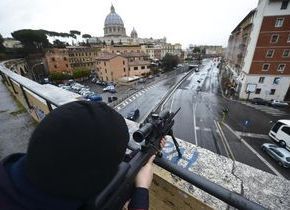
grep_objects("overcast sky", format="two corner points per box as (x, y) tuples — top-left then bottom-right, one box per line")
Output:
(0, 0), (258, 48)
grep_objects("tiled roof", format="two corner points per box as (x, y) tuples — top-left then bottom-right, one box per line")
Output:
(95, 53), (118, 60)
(128, 60), (150, 66)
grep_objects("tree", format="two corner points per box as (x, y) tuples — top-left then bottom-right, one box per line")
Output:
(110, 40), (114, 46)
(102, 41), (106, 46)
(70, 30), (81, 35)
(161, 54), (180, 71)
(0, 34), (4, 50)
(53, 39), (66, 48)
(82, 34), (92, 39)
(11, 29), (49, 49)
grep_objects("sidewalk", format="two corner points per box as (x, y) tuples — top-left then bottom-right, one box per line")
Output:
(0, 80), (36, 159)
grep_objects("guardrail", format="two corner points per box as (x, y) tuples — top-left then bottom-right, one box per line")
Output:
(0, 60), (266, 209)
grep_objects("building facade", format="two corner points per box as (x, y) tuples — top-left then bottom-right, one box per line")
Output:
(67, 46), (100, 70)
(43, 49), (72, 73)
(226, 0), (290, 101)
(95, 52), (150, 82)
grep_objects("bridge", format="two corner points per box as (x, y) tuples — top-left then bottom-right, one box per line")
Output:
(1, 59), (289, 209)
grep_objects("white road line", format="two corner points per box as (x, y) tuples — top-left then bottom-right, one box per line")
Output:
(128, 99), (133, 102)
(193, 103), (198, 146)
(195, 126), (212, 132)
(132, 96), (136, 100)
(169, 91), (176, 112)
(222, 122), (284, 178)
(235, 131), (270, 139)
(215, 120), (235, 160)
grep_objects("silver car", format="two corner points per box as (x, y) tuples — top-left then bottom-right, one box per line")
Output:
(261, 143), (290, 168)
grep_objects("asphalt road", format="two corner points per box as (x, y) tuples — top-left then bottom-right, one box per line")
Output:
(162, 59), (290, 180)
(117, 71), (188, 122)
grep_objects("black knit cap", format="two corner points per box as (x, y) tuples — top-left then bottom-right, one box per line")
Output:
(25, 101), (129, 200)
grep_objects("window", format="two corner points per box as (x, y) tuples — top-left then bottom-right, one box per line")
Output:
(270, 89), (276, 95)
(272, 122), (285, 133)
(134, 67), (138, 70)
(141, 66), (145, 69)
(281, 0), (289, 9)
(262, 63), (270, 71)
(54, 65), (57, 68)
(104, 62), (106, 66)
(255, 88), (261, 94)
(275, 18), (284, 27)
(105, 69), (107, 73)
(273, 77), (280, 85)
(258, 77), (265, 83)
(270, 149), (284, 158)
(66, 64), (68, 68)
(51, 57), (55, 62)
(283, 49), (290, 57)
(271, 34), (279, 43)
(282, 127), (290, 135)
(64, 57), (67, 61)
(123, 60), (125, 65)
(123, 68), (126, 72)
(277, 64), (286, 72)
(266, 49), (274, 58)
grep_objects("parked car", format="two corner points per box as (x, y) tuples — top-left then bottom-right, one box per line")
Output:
(103, 85), (116, 93)
(269, 120), (290, 149)
(126, 109), (140, 121)
(138, 78), (146, 83)
(261, 143), (290, 168)
(269, 100), (288, 107)
(86, 94), (102, 102)
(108, 96), (118, 103)
(249, 97), (268, 105)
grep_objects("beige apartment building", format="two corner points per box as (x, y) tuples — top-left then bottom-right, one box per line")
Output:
(96, 52), (150, 82)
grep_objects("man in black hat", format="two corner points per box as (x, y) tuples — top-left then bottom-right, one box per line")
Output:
(0, 101), (160, 210)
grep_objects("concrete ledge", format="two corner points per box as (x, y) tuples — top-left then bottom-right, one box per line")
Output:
(126, 120), (290, 209)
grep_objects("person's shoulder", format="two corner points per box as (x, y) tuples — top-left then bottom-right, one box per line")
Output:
(0, 153), (26, 210)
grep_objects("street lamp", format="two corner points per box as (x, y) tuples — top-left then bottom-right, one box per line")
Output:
(31, 62), (44, 82)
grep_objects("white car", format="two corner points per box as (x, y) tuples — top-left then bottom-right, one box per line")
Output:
(270, 100), (288, 107)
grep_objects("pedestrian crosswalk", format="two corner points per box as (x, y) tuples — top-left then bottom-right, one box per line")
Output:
(115, 84), (157, 110)
(240, 102), (287, 117)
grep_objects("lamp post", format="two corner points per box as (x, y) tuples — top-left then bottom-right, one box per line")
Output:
(31, 62), (43, 82)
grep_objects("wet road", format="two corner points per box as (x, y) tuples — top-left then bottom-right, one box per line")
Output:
(117, 71), (188, 123)
(162, 59), (290, 180)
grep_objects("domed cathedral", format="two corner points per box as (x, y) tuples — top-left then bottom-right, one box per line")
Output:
(88, 4), (166, 46)
(104, 5), (126, 37)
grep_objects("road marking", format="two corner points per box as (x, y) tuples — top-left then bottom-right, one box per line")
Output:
(169, 91), (176, 112)
(195, 126), (212, 132)
(235, 131), (270, 139)
(222, 122), (284, 178)
(214, 120), (235, 160)
(193, 103), (198, 146)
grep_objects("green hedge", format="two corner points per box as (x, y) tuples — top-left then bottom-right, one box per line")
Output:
(49, 72), (72, 81)
(72, 68), (90, 79)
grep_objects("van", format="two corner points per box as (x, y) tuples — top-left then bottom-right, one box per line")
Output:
(269, 120), (290, 150)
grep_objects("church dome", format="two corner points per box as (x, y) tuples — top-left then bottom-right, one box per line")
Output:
(105, 5), (124, 26)
(104, 5), (126, 37)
